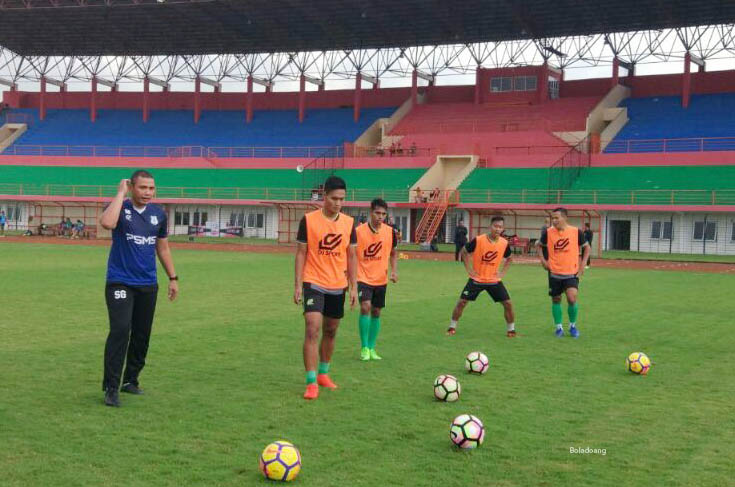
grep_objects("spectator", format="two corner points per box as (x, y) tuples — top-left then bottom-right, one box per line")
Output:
(430, 187), (441, 201)
(430, 234), (439, 252)
(410, 142), (417, 156)
(39, 223), (48, 235)
(414, 187), (424, 204)
(64, 217), (73, 237)
(57, 218), (66, 236)
(396, 142), (403, 155)
(453, 219), (468, 262)
(72, 219), (85, 239)
(0, 210), (6, 237)
(389, 142), (396, 156)
(583, 223), (593, 269)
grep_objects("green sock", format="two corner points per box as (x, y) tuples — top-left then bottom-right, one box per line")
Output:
(552, 302), (563, 326)
(368, 316), (381, 349)
(305, 370), (317, 385)
(318, 362), (329, 375)
(568, 302), (579, 324)
(359, 314), (370, 348)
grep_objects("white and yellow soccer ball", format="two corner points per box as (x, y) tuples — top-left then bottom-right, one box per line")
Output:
(450, 414), (485, 449)
(626, 352), (651, 375)
(259, 440), (302, 482)
(465, 351), (490, 375)
(434, 374), (461, 402)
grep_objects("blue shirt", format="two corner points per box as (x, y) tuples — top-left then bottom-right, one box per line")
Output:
(106, 200), (168, 286)
(0, 214), (6, 224)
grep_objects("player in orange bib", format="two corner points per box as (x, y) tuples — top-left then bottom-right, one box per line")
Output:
(447, 215), (516, 337)
(355, 198), (399, 361)
(537, 208), (590, 338)
(294, 176), (358, 400)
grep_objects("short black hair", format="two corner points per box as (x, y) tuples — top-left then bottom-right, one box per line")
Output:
(131, 169), (154, 185)
(370, 198), (388, 211)
(585, 222), (591, 228)
(552, 207), (568, 217)
(323, 176), (346, 194)
(490, 215), (504, 224)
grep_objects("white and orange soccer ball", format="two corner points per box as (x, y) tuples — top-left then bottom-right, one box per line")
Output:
(434, 374), (461, 402)
(259, 440), (302, 482)
(626, 352), (651, 375)
(450, 414), (485, 449)
(465, 351), (489, 375)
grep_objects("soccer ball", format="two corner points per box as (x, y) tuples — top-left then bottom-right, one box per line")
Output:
(450, 414), (485, 449)
(434, 374), (461, 402)
(626, 352), (651, 375)
(465, 351), (489, 375)
(259, 440), (302, 482)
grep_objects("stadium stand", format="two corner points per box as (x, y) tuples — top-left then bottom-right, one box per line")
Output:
(605, 94), (735, 152)
(3, 107), (395, 153)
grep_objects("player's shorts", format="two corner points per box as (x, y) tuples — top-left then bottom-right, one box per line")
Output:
(357, 282), (387, 308)
(460, 279), (510, 302)
(302, 283), (345, 319)
(548, 275), (579, 297)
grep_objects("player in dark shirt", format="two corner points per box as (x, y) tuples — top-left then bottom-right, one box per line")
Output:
(99, 170), (178, 407)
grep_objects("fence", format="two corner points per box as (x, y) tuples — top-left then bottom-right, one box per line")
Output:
(604, 137), (735, 153)
(351, 145), (434, 158)
(547, 137), (591, 201)
(0, 144), (345, 159)
(2, 183), (734, 207)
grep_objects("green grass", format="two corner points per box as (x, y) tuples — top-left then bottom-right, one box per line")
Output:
(602, 250), (735, 264)
(1, 242), (733, 486)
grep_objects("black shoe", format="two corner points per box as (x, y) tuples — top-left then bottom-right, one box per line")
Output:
(120, 383), (144, 395)
(104, 388), (120, 407)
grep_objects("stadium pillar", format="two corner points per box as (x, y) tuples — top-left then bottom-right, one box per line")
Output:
(354, 72), (362, 122)
(246, 76), (254, 123)
(194, 76), (201, 124)
(318, 82), (325, 92)
(299, 74), (306, 123)
(474, 68), (481, 104)
(611, 57), (620, 87)
(90, 77), (97, 123)
(142, 77), (150, 123)
(373, 79), (380, 90)
(538, 63), (549, 103)
(40, 77), (46, 121)
(682, 52), (692, 109)
(411, 69), (418, 106)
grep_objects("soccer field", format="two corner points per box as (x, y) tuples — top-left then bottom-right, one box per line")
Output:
(1, 242), (733, 486)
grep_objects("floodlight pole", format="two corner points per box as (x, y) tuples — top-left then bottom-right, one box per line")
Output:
(474, 67), (481, 105)
(412, 69), (418, 106)
(611, 57), (620, 87)
(40, 77), (46, 121)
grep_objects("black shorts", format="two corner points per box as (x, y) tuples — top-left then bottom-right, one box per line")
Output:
(302, 283), (345, 319)
(460, 279), (510, 302)
(548, 276), (579, 297)
(357, 282), (387, 309)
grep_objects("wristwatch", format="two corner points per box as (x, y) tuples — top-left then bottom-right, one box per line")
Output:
(169, 275), (179, 281)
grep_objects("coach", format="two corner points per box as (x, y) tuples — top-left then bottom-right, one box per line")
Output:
(99, 170), (178, 407)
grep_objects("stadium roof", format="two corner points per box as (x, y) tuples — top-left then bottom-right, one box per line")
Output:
(0, 0), (734, 56)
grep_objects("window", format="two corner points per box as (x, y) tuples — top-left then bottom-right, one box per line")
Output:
(650, 221), (661, 239)
(662, 221), (673, 240)
(651, 221), (673, 240)
(175, 211), (182, 225)
(490, 77), (512, 92)
(201, 212), (208, 226)
(247, 213), (265, 228)
(514, 76), (537, 91)
(182, 212), (190, 226)
(732, 222), (735, 242)
(193, 211), (200, 226)
(693, 221), (717, 241)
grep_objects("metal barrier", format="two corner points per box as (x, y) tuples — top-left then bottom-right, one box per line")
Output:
(1, 144), (342, 159)
(1, 183), (733, 206)
(605, 137), (735, 153)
